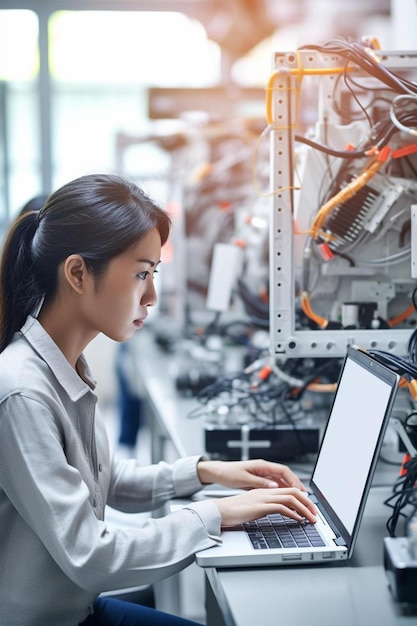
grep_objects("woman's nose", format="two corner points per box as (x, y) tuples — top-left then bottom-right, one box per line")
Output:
(142, 278), (157, 307)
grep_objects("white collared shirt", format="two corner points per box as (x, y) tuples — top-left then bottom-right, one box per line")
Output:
(0, 316), (220, 626)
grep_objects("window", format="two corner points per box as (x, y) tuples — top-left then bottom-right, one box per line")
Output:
(0, 10), (39, 222)
(0, 7), (221, 218)
(51, 11), (221, 194)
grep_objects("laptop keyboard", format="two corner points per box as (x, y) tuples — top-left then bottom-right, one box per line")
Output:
(243, 513), (326, 550)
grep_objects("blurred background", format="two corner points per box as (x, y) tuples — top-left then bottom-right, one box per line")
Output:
(0, 0), (414, 407)
(2, 2), (417, 622)
(1, 1), (409, 219)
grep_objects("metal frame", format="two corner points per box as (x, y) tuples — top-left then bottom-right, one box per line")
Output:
(268, 48), (417, 359)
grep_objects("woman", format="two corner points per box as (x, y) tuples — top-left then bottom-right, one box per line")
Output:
(0, 174), (316, 626)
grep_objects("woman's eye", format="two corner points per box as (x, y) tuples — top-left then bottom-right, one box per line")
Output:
(137, 271), (150, 280)
(137, 270), (158, 280)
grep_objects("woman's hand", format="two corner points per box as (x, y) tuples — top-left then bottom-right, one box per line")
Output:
(197, 460), (316, 527)
(197, 459), (307, 492)
(213, 487), (317, 527)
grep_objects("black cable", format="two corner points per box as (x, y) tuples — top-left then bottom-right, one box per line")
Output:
(367, 349), (417, 379)
(299, 39), (417, 97)
(295, 134), (367, 159)
(367, 285), (417, 375)
(188, 365), (308, 431)
(286, 358), (342, 401)
(294, 37), (417, 167)
(295, 111), (417, 160)
(384, 456), (417, 536)
(236, 278), (270, 328)
(278, 401), (311, 457)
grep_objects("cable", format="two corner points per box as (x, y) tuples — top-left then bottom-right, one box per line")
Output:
(299, 39), (417, 97)
(390, 94), (417, 138)
(384, 455), (417, 536)
(236, 278), (270, 328)
(300, 292), (327, 328)
(309, 146), (391, 240)
(388, 304), (415, 328)
(367, 350), (417, 379)
(354, 248), (411, 267)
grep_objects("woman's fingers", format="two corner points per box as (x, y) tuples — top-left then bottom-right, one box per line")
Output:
(213, 488), (317, 528)
(265, 491), (317, 523)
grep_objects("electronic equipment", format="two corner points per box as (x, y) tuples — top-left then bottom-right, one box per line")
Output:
(204, 423), (320, 461)
(268, 41), (417, 359)
(384, 536), (417, 606)
(175, 367), (220, 396)
(187, 349), (341, 462)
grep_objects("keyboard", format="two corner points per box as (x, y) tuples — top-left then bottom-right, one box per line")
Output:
(243, 513), (326, 550)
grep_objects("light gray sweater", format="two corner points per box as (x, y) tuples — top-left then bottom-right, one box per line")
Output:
(0, 316), (221, 626)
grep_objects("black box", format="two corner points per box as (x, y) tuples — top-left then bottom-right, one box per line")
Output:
(204, 424), (320, 461)
(384, 537), (417, 606)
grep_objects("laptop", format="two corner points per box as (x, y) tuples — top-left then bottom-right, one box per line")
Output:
(195, 345), (399, 568)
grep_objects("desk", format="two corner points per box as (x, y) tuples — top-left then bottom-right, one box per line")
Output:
(204, 486), (417, 626)
(131, 328), (417, 625)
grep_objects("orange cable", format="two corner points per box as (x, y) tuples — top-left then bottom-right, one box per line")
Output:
(266, 63), (355, 126)
(300, 292), (329, 329)
(306, 382), (338, 393)
(388, 304), (416, 327)
(309, 146), (391, 240)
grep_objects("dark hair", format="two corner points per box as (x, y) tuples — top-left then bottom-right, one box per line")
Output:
(0, 173), (171, 352)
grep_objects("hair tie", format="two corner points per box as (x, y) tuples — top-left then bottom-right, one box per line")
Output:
(37, 208), (45, 224)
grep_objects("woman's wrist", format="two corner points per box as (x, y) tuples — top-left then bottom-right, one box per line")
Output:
(197, 460), (222, 484)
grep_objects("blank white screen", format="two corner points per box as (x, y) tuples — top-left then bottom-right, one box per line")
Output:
(312, 357), (393, 535)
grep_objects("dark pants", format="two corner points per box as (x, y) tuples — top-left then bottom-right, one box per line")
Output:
(81, 597), (201, 626)
(116, 343), (142, 448)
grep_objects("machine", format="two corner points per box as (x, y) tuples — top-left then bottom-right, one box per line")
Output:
(267, 39), (417, 359)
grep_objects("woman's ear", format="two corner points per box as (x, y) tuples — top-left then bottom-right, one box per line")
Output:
(64, 254), (86, 292)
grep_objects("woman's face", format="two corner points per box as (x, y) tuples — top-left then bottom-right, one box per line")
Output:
(80, 227), (162, 342)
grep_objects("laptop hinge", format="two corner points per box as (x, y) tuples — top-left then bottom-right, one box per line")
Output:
(311, 494), (343, 540)
(334, 536), (347, 547)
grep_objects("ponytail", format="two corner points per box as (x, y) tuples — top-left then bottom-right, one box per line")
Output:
(0, 211), (42, 352)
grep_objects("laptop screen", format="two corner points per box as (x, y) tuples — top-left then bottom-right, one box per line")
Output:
(311, 348), (397, 537)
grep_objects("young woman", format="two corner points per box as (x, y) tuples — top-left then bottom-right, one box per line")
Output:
(0, 174), (316, 626)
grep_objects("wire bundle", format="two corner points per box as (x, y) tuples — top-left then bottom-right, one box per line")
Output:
(295, 38), (417, 158)
(187, 369), (316, 458)
(385, 455), (417, 537)
(187, 356), (340, 424)
(293, 38), (417, 331)
(299, 38), (417, 96)
(187, 369), (293, 426)
(368, 303), (417, 381)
